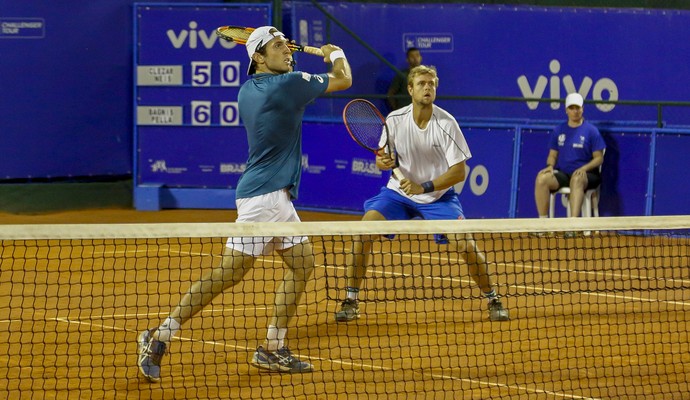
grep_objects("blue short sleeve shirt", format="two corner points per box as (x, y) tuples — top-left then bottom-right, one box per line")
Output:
(549, 121), (606, 175)
(235, 71), (329, 200)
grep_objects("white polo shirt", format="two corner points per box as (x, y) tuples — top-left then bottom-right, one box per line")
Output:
(381, 104), (471, 204)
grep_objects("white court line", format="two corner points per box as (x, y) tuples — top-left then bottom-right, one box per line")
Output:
(108, 245), (690, 307)
(21, 241), (679, 399)
(359, 261), (690, 307)
(496, 260), (690, 287)
(107, 241), (690, 287)
(83, 245), (690, 309)
(157, 242), (690, 289)
(345, 269), (690, 307)
(47, 316), (601, 400)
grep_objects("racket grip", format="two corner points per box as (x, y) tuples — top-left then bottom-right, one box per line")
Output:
(392, 168), (404, 181)
(302, 45), (325, 57)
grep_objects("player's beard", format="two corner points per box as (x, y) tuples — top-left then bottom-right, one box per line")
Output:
(417, 93), (435, 107)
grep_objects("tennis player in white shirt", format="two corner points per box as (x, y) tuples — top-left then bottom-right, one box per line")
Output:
(335, 65), (510, 322)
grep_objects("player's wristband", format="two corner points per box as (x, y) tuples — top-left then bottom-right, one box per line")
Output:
(329, 50), (346, 63)
(421, 181), (435, 193)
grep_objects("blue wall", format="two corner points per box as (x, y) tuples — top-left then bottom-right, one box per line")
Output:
(2, 1), (689, 216)
(289, 2), (690, 125)
(0, 0), (213, 180)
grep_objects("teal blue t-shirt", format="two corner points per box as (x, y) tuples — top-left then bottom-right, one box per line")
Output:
(235, 71), (329, 200)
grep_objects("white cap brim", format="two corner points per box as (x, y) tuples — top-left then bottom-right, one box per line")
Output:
(246, 26), (286, 75)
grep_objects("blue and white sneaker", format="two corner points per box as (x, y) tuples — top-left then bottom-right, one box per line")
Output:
(488, 298), (510, 321)
(334, 299), (360, 322)
(137, 329), (167, 382)
(251, 346), (313, 373)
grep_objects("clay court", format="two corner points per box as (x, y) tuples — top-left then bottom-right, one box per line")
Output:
(1, 209), (689, 399)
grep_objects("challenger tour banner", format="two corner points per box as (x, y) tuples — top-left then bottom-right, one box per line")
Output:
(289, 2), (690, 125)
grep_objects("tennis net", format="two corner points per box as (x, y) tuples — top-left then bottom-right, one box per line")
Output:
(1, 216), (689, 399)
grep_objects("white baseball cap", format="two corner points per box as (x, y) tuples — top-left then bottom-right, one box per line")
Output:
(246, 26), (286, 75)
(565, 93), (584, 108)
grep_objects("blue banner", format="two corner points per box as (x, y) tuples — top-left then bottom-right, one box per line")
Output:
(0, 1), (133, 179)
(134, 4), (270, 188)
(296, 123), (388, 211)
(289, 2), (690, 125)
(295, 123), (517, 217)
(650, 131), (690, 216)
(456, 127), (515, 219)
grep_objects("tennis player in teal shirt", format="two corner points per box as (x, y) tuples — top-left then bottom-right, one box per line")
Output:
(137, 26), (352, 380)
(236, 70), (325, 200)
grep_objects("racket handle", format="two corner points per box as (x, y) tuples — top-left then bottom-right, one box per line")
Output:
(301, 45), (325, 57)
(392, 168), (404, 181)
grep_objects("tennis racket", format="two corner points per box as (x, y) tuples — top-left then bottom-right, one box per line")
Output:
(342, 99), (403, 180)
(215, 25), (324, 57)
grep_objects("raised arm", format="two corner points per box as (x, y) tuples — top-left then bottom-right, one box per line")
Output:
(320, 44), (352, 93)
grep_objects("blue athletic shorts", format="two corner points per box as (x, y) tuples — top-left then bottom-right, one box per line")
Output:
(363, 187), (465, 244)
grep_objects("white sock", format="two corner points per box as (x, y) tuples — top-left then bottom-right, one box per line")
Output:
(266, 325), (287, 351)
(346, 287), (359, 301)
(156, 317), (181, 344)
(539, 215), (548, 218)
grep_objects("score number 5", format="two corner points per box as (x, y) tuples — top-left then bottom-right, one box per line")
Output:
(191, 61), (241, 87)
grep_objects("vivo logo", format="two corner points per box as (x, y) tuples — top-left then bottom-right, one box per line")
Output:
(517, 60), (618, 112)
(167, 21), (236, 49)
(453, 164), (489, 196)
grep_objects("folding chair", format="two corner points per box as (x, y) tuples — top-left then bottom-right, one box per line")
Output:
(548, 150), (604, 220)
(548, 185), (600, 218)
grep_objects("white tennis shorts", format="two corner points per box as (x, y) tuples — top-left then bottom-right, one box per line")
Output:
(226, 188), (308, 256)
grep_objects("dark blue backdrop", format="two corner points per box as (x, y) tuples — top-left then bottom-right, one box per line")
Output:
(289, 2), (690, 125)
(2, 1), (689, 217)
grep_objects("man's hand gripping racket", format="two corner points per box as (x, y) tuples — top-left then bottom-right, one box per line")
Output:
(342, 99), (404, 180)
(215, 25), (324, 57)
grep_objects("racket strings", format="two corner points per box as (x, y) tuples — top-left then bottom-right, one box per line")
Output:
(217, 26), (302, 51)
(344, 102), (386, 151)
(216, 27), (251, 44)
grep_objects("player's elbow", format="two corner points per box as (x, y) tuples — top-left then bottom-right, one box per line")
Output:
(341, 74), (353, 90)
(328, 74), (352, 92)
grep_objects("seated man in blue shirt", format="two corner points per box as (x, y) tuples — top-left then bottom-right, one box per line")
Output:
(534, 92), (606, 219)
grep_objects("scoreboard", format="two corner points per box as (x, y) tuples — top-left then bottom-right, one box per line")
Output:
(133, 4), (271, 209)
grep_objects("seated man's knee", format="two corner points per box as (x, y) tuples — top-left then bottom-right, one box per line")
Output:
(569, 174), (587, 189)
(535, 173), (556, 190)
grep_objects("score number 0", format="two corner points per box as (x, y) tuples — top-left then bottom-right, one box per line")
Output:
(190, 61), (241, 126)
(191, 101), (239, 126)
